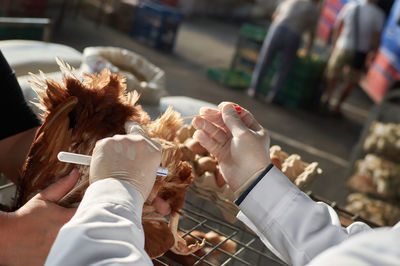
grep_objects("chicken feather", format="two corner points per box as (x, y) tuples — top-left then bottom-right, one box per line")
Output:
(14, 59), (202, 258)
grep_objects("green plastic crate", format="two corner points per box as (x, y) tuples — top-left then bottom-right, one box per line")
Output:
(240, 23), (267, 43)
(207, 68), (251, 88)
(0, 27), (43, 40)
(281, 98), (302, 107)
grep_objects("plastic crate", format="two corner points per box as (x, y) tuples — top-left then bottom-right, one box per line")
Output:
(0, 27), (43, 40)
(272, 55), (325, 108)
(131, 0), (183, 51)
(239, 23), (267, 43)
(348, 91), (400, 164)
(345, 91), (400, 205)
(207, 68), (251, 89)
(230, 23), (326, 107)
(22, 0), (48, 17)
(276, 93), (303, 107)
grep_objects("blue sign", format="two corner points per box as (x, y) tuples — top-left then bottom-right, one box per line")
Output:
(381, 0), (400, 72)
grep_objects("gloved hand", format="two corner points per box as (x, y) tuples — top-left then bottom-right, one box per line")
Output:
(90, 121), (162, 201)
(192, 102), (270, 197)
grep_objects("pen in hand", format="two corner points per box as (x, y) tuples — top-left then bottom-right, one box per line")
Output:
(57, 151), (168, 176)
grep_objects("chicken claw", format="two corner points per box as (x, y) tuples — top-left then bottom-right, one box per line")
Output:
(169, 212), (205, 255)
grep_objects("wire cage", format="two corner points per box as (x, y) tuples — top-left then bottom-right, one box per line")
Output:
(0, 176), (380, 265)
(152, 187), (382, 266)
(347, 90), (400, 178)
(154, 191), (285, 266)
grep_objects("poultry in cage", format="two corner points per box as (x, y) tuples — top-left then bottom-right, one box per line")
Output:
(14, 58), (204, 258)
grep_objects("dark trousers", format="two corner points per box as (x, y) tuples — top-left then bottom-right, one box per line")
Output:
(250, 24), (301, 100)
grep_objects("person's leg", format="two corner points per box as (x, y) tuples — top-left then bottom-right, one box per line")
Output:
(248, 25), (281, 97)
(321, 49), (350, 105)
(332, 69), (362, 113)
(265, 28), (301, 102)
(332, 52), (367, 113)
(321, 77), (338, 105)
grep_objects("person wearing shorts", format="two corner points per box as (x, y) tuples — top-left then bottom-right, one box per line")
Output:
(321, 0), (385, 115)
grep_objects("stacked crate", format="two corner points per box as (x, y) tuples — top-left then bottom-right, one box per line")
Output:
(130, 0), (183, 51)
(22, 0), (48, 17)
(275, 52), (326, 107)
(206, 68), (251, 89)
(112, 0), (139, 33)
(346, 92), (400, 226)
(229, 23), (326, 108)
(1, 0), (48, 17)
(230, 23), (267, 74)
(0, 0), (47, 40)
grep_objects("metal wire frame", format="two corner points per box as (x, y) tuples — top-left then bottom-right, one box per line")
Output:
(152, 187), (382, 265)
(306, 191), (380, 228)
(153, 192), (286, 266)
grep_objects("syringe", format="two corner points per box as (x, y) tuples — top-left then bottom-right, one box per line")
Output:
(57, 151), (168, 176)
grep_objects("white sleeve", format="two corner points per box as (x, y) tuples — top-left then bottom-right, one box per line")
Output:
(45, 178), (152, 266)
(336, 3), (351, 25)
(307, 224), (400, 265)
(236, 166), (372, 266)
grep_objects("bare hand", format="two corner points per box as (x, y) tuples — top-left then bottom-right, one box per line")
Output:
(0, 169), (79, 266)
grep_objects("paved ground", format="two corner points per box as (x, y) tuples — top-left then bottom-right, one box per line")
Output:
(53, 14), (375, 205)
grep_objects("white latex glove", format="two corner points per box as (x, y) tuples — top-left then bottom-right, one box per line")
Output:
(89, 122), (162, 201)
(192, 102), (270, 197)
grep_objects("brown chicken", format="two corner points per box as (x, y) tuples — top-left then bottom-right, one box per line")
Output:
(14, 58), (204, 258)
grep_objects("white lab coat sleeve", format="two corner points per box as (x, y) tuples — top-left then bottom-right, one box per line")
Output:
(236, 166), (372, 266)
(307, 223), (400, 265)
(45, 178), (152, 266)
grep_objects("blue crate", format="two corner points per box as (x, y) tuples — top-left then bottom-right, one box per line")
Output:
(131, 0), (183, 51)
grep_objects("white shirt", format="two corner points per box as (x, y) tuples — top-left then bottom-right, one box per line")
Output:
(45, 179), (152, 265)
(335, 1), (385, 53)
(237, 166), (400, 266)
(274, 0), (319, 35)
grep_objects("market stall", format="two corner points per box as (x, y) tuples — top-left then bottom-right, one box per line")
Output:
(346, 91), (400, 226)
(208, 23), (326, 108)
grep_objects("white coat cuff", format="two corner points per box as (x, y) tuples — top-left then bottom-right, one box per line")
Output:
(78, 178), (144, 217)
(237, 165), (299, 228)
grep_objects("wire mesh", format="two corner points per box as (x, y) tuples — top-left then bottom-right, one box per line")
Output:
(153, 191), (286, 266)
(306, 191), (379, 228)
(152, 187), (383, 265)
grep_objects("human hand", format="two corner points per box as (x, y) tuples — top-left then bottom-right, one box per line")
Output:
(90, 122), (162, 201)
(0, 169), (79, 266)
(192, 102), (270, 196)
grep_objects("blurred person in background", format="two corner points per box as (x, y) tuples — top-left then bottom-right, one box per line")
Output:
(0, 50), (79, 265)
(247, 0), (320, 103)
(192, 102), (400, 266)
(321, 0), (385, 115)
